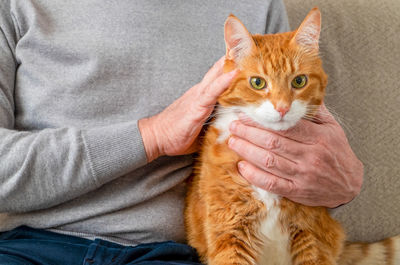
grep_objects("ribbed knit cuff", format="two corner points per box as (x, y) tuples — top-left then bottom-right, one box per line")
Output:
(82, 121), (148, 186)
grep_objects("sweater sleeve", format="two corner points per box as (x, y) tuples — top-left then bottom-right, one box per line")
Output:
(265, 0), (290, 34)
(0, 3), (147, 213)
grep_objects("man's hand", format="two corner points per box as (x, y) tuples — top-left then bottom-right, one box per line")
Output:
(228, 104), (364, 208)
(139, 56), (238, 162)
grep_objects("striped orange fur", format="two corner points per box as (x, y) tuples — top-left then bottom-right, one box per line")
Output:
(185, 8), (399, 265)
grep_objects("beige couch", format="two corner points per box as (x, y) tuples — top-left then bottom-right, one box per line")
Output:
(283, 0), (400, 242)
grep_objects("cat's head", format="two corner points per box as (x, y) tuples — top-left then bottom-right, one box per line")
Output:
(219, 8), (326, 131)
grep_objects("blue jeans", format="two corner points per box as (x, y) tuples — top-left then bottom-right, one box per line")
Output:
(0, 226), (202, 265)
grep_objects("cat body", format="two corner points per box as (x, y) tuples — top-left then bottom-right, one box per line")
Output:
(185, 8), (400, 265)
(186, 114), (344, 265)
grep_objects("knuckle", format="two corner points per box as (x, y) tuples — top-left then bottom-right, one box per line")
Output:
(287, 181), (296, 194)
(265, 135), (279, 150)
(265, 179), (277, 191)
(311, 156), (322, 167)
(263, 152), (275, 168)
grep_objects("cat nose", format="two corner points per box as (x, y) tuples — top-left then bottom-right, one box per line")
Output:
(276, 107), (290, 118)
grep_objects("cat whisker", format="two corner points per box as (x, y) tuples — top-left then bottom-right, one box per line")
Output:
(203, 105), (220, 109)
(302, 116), (324, 124)
(202, 121), (215, 126)
(306, 104), (355, 139)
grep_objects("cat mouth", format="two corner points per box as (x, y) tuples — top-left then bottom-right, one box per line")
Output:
(260, 119), (297, 131)
(238, 113), (291, 130)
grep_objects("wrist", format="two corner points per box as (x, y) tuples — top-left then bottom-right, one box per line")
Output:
(138, 117), (162, 162)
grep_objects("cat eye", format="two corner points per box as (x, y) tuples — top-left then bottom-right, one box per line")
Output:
(291, 75), (308, 89)
(249, 77), (266, 90)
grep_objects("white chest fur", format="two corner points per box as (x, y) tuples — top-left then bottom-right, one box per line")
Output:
(213, 107), (239, 142)
(213, 106), (292, 264)
(252, 187), (292, 265)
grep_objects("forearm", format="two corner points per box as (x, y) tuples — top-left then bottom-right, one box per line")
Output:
(0, 121), (147, 213)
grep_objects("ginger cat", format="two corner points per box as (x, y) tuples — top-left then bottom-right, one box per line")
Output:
(185, 8), (400, 265)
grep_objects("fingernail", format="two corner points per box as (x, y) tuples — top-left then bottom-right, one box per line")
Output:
(228, 136), (235, 147)
(229, 121), (238, 132)
(238, 161), (245, 171)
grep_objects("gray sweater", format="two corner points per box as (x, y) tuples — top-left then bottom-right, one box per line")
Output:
(0, 0), (289, 245)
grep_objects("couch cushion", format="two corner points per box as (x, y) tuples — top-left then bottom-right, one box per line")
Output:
(283, 0), (400, 242)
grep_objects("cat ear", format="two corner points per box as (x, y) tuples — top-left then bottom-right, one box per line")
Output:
(224, 14), (256, 63)
(292, 7), (321, 50)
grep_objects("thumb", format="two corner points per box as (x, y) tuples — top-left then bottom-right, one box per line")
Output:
(199, 69), (239, 107)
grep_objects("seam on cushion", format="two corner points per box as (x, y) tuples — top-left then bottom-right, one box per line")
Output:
(0, 26), (17, 66)
(0, 99), (15, 127)
(0, 27), (17, 126)
(10, 12), (21, 41)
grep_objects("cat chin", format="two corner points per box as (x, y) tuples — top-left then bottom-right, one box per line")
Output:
(250, 118), (300, 131)
(239, 99), (307, 132)
(213, 104), (304, 142)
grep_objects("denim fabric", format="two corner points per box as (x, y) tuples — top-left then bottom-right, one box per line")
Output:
(0, 226), (201, 265)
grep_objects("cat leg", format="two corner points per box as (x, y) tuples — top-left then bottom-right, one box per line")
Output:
(206, 229), (258, 265)
(185, 180), (209, 263)
(205, 204), (264, 265)
(290, 228), (337, 265)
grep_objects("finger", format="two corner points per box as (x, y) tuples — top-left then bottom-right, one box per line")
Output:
(199, 69), (239, 107)
(201, 56), (226, 86)
(229, 120), (308, 160)
(237, 160), (295, 196)
(238, 112), (318, 144)
(228, 136), (297, 180)
(276, 119), (321, 144)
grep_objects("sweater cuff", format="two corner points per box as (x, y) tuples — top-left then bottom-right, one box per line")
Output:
(82, 121), (148, 186)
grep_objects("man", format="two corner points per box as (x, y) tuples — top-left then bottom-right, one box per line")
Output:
(0, 0), (362, 264)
